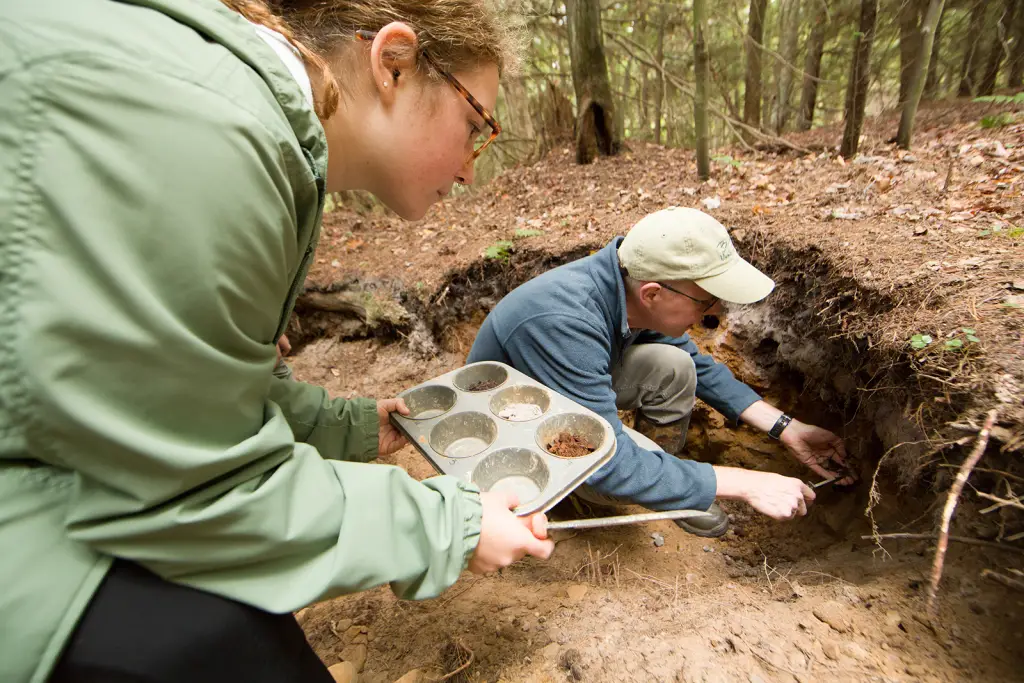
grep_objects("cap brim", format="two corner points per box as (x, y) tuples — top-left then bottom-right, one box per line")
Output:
(694, 257), (775, 304)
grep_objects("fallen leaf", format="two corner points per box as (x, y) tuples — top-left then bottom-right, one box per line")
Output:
(701, 196), (722, 210)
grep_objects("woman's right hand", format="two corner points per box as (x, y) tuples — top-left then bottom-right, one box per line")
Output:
(468, 492), (554, 574)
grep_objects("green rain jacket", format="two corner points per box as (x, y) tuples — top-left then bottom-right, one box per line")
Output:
(0, 1), (482, 681)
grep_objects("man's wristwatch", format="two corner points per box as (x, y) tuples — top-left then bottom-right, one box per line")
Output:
(768, 414), (793, 440)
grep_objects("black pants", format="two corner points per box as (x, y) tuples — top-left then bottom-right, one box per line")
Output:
(49, 561), (333, 683)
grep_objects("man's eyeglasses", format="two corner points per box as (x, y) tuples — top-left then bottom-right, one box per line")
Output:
(355, 30), (501, 164)
(656, 282), (720, 313)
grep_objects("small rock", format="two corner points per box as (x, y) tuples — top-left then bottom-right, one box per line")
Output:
(789, 580), (807, 599)
(328, 662), (358, 683)
(883, 610), (904, 635)
(841, 585), (862, 604)
(393, 670), (423, 683)
(901, 154), (917, 163)
(341, 644), (368, 673)
(1011, 280), (1024, 291)
(651, 532), (665, 547)
(335, 618), (354, 635)
(344, 625), (366, 641)
(906, 663), (929, 676)
(566, 584), (588, 602)
(351, 634), (368, 645)
(703, 545), (714, 553)
(913, 226), (928, 236)
(813, 601), (853, 633)
(844, 642), (870, 660)
(701, 196), (722, 210)
(559, 648), (584, 681)
(821, 640), (842, 661)
(539, 642), (561, 660)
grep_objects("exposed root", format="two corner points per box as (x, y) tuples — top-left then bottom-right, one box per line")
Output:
(928, 409), (999, 618)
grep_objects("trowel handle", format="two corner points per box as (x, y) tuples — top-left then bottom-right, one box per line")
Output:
(546, 509), (715, 531)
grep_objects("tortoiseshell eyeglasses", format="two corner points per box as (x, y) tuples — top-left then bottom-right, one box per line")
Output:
(355, 30), (501, 164)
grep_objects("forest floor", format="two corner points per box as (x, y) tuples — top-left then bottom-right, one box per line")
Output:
(290, 98), (1024, 682)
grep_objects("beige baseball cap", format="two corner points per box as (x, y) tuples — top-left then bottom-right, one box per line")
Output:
(618, 207), (774, 304)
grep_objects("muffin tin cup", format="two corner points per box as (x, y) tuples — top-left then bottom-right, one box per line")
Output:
(392, 361), (616, 515)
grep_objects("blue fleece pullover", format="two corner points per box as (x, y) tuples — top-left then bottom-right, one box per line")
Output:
(467, 237), (762, 511)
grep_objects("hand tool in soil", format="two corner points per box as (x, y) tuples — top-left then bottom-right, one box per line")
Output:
(546, 509), (716, 531)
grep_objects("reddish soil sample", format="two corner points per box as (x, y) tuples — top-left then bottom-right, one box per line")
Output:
(546, 432), (596, 458)
(468, 379), (501, 391)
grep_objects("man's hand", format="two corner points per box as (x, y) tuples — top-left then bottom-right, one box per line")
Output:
(780, 420), (855, 484)
(376, 398), (410, 456)
(714, 467), (816, 520)
(469, 491), (554, 574)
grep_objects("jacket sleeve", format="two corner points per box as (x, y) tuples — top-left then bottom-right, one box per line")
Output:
(633, 330), (762, 423)
(267, 378), (380, 462)
(16, 58), (479, 609)
(501, 315), (717, 512)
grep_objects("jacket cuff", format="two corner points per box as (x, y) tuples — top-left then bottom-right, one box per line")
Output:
(692, 461), (718, 512)
(724, 388), (762, 425)
(455, 481), (483, 571)
(350, 398), (380, 461)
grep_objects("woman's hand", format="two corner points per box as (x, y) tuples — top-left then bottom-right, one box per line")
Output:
(376, 398), (410, 456)
(468, 491), (554, 574)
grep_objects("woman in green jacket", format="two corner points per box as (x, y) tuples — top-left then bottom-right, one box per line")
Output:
(0, 1), (553, 681)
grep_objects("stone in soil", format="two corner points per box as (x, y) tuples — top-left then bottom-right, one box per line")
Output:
(545, 433), (596, 458)
(812, 601), (853, 633)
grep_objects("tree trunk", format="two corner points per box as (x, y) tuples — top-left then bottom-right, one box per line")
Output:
(566, 0), (619, 164)
(979, 0), (1017, 95)
(694, 0), (711, 179)
(743, 0), (769, 138)
(897, 0), (946, 149)
(797, 0), (829, 131)
(924, 3), (945, 98)
(775, 0), (803, 132)
(899, 0), (924, 105)
(501, 77), (538, 161)
(959, 0), (988, 96)
(654, 4), (667, 145)
(1010, 0), (1024, 87)
(840, 0), (878, 159)
(617, 54), (632, 142)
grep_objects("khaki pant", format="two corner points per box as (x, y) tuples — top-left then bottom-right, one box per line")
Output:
(613, 342), (697, 444)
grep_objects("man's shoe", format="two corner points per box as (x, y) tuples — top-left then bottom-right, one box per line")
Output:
(634, 412), (686, 456)
(675, 502), (729, 538)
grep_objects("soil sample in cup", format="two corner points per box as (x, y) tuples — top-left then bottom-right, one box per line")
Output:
(546, 432), (596, 458)
(468, 379), (502, 392)
(497, 402), (544, 421)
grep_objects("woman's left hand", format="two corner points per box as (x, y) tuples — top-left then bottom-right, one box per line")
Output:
(377, 398), (411, 456)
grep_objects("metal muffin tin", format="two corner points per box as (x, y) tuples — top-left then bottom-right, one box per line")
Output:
(391, 361), (617, 516)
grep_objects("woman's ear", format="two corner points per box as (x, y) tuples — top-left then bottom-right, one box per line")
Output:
(369, 22), (419, 103)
